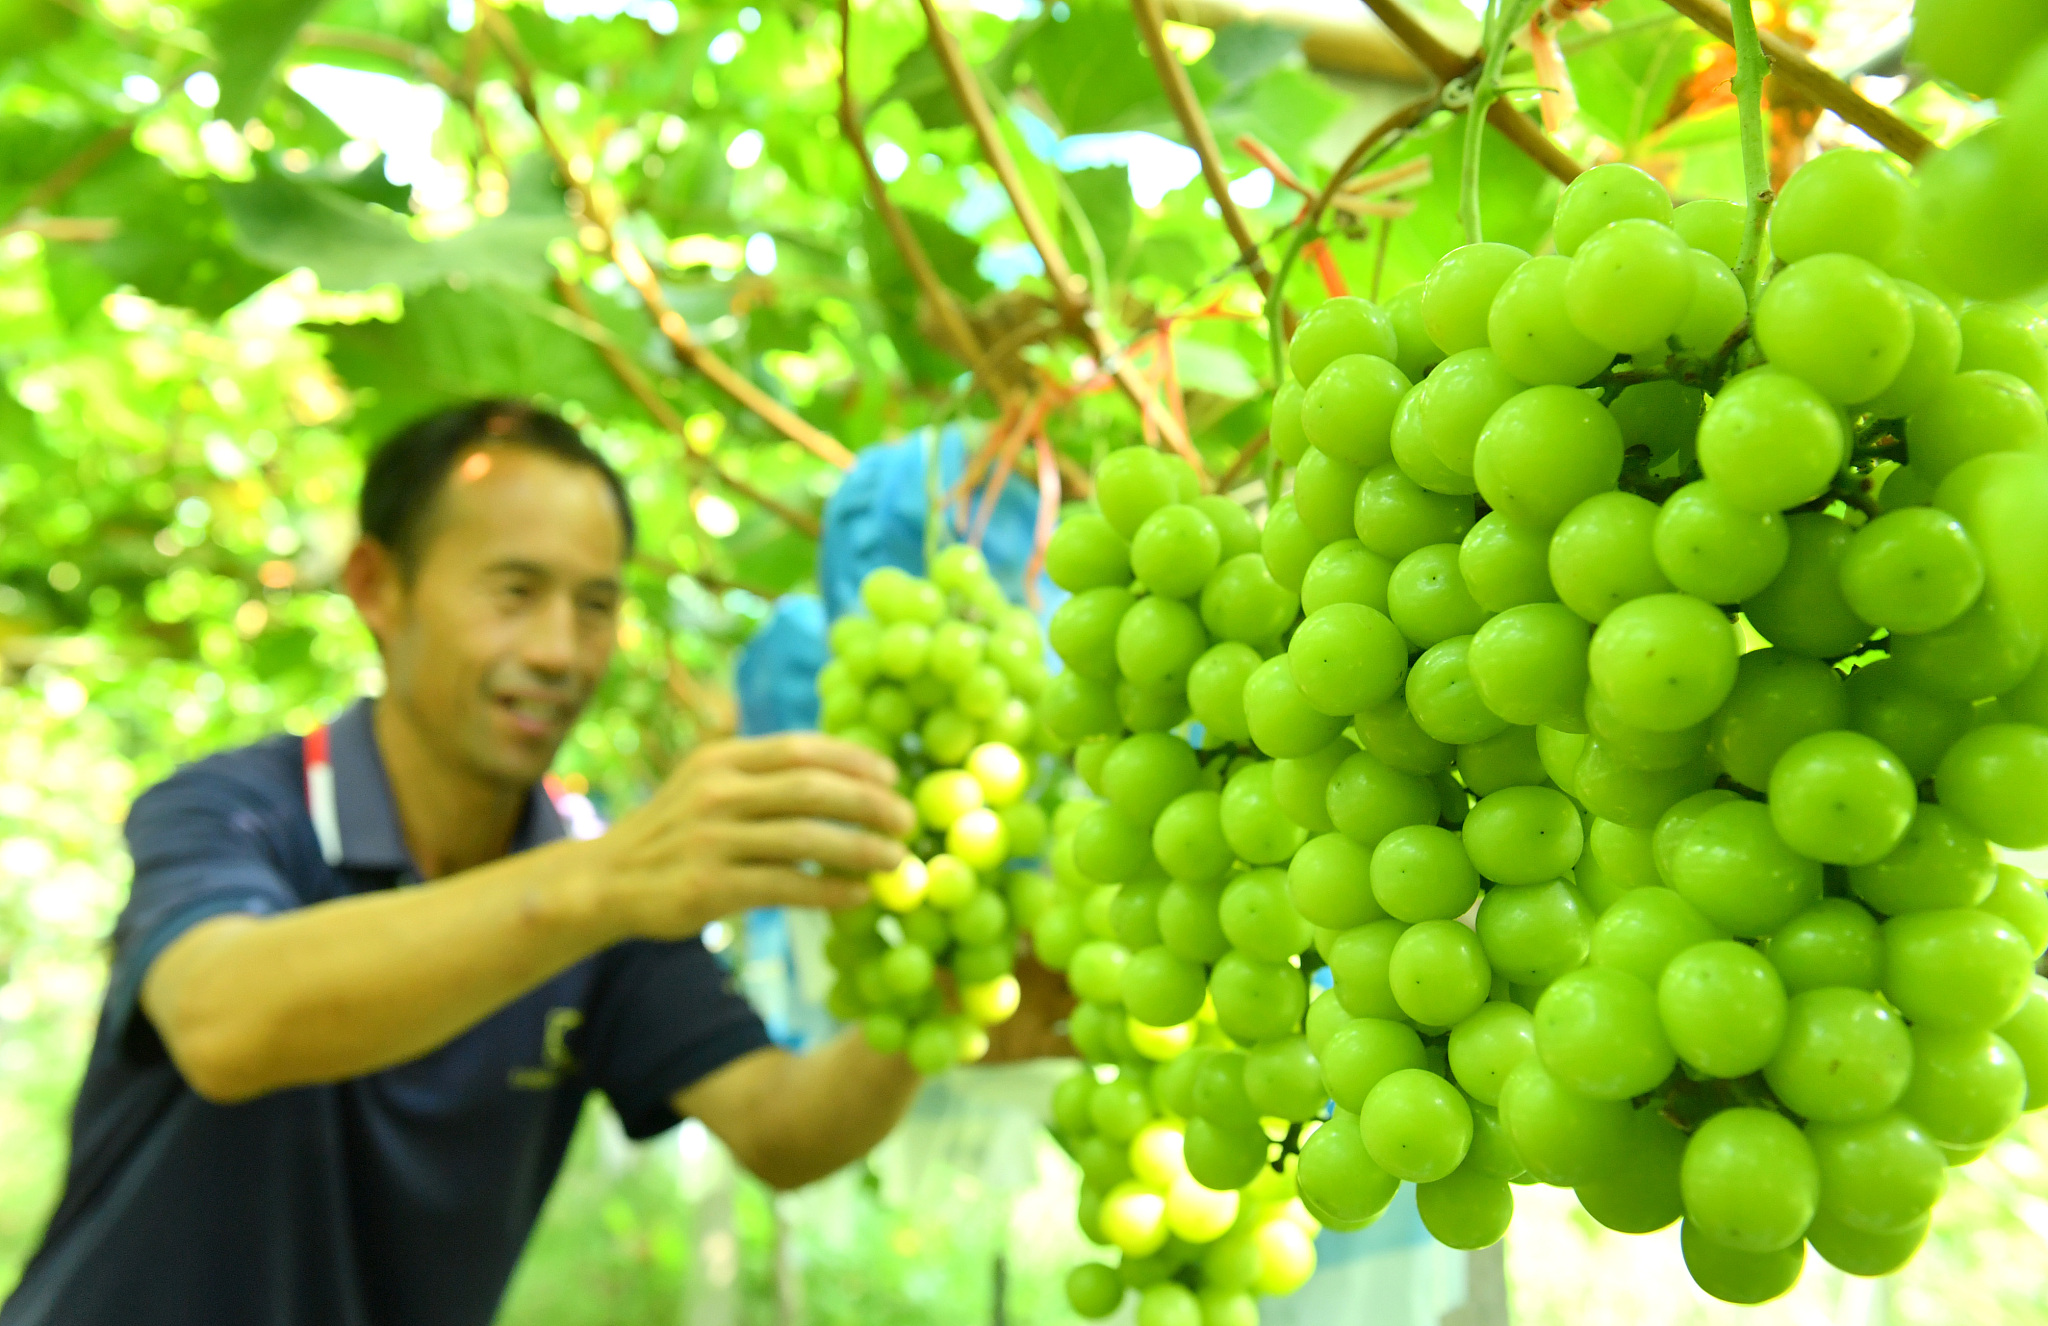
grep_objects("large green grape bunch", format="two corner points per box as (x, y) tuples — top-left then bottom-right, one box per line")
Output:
(1908, 0), (2048, 300)
(1029, 450), (1332, 1323)
(817, 548), (1060, 1075)
(1249, 149), (2048, 1305)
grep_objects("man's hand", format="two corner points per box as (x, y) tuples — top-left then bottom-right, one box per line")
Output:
(980, 951), (1075, 1065)
(583, 733), (915, 942)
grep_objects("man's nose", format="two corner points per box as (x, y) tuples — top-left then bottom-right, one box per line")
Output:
(520, 594), (580, 676)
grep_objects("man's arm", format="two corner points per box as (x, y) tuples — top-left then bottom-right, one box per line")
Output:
(142, 735), (913, 1105)
(675, 953), (1075, 1190)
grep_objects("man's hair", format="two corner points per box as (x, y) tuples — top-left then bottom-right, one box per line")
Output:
(359, 399), (636, 577)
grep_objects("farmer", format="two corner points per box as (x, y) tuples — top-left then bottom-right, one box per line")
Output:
(0, 400), (1068, 1326)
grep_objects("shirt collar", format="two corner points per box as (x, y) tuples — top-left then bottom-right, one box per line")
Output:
(325, 698), (567, 877)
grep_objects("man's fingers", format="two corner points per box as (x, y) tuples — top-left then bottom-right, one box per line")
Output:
(714, 768), (915, 839)
(700, 732), (899, 786)
(720, 866), (872, 912)
(725, 820), (906, 876)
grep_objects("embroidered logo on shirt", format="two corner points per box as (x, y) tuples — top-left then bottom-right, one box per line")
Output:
(509, 1007), (583, 1090)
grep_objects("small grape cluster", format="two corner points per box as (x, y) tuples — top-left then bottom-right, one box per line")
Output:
(1238, 149), (2048, 1304)
(817, 550), (1058, 1075)
(1908, 1), (2048, 302)
(1023, 468), (1333, 1323)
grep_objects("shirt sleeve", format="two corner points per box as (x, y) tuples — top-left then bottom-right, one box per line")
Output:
(108, 770), (302, 1063)
(576, 939), (774, 1140)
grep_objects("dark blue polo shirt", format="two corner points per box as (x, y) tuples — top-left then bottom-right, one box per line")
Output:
(0, 700), (770, 1326)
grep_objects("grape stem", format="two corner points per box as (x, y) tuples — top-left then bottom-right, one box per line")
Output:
(1725, 0), (1774, 303)
(1458, 0), (1544, 246)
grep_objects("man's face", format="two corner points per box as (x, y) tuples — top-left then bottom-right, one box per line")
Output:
(362, 446), (625, 789)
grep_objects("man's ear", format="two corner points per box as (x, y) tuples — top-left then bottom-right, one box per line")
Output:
(342, 539), (405, 647)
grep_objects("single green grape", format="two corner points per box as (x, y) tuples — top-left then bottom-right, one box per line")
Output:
(1754, 254), (1914, 404)
(1908, 0), (2048, 97)
(1156, 878), (1229, 964)
(1906, 369), (2048, 483)
(1565, 218), (1698, 353)
(1471, 386), (1625, 530)
(1535, 966), (1676, 1100)
(1459, 512), (1558, 613)
(1679, 1107), (1819, 1253)
(1958, 301), (2048, 400)
(1590, 887), (1725, 986)
(1696, 368), (1846, 514)
(1895, 1024), (2027, 1147)
(1295, 1106), (1401, 1222)
(1200, 553), (1299, 644)
(1838, 507), (1985, 636)
(1805, 1210), (1928, 1278)
(1288, 831), (1386, 929)
(1769, 148), (1911, 266)
(1766, 897), (1886, 993)
(1741, 513), (1872, 658)
(1982, 866), (2048, 959)
(1359, 1067), (1473, 1182)
(1387, 542), (1489, 647)
(1768, 729), (1918, 866)
(1353, 462), (1476, 561)
(1115, 595), (1207, 688)
(1388, 919), (1493, 1027)
(1467, 602), (1590, 728)
(1260, 496), (1320, 594)
(1549, 490), (1673, 623)
(1651, 480), (1789, 605)
(1866, 281), (1963, 419)
(1882, 906), (2036, 1031)
(1763, 987), (1913, 1122)
(1386, 281), (1448, 382)
(1846, 803), (1996, 916)
(1420, 243), (1530, 354)
(1326, 749), (1439, 851)
(1575, 1108), (1687, 1234)
(1706, 648), (1847, 792)
(1887, 591), (2042, 703)
(1406, 635), (1510, 746)
(1672, 198), (1743, 267)
(1667, 798), (1824, 937)
(1300, 538), (1394, 616)
(1302, 353), (1410, 469)
(1207, 949), (1308, 1045)
(1475, 879), (1592, 986)
(1570, 739), (1713, 829)
(1912, 122), (2048, 301)
(1295, 447), (1369, 547)
(1447, 1002), (1536, 1107)
(1462, 785), (1581, 885)
(1552, 163), (1672, 256)
(1808, 1111), (1947, 1235)
(1048, 514), (1134, 592)
(1219, 867), (1315, 963)
(1290, 295), (1398, 386)
(1370, 823), (1479, 922)
(1415, 1164), (1515, 1250)
(1671, 250), (1748, 354)
(1489, 255), (1613, 386)
(1186, 642), (1259, 743)
(1497, 1058), (1632, 1186)
(1656, 940), (1788, 1079)
(1130, 504), (1221, 600)
(1218, 759), (1309, 864)
(1679, 1218), (1805, 1306)
(1096, 447), (1190, 540)
(1455, 724), (1547, 796)
(1287, 602), (1409, 717)
(1587, 592), (1739, 732)
(1123, 945), (1208, 1027)
(1272, 737), (1350, 834)
(1354, 696), (1457, 776)
(1327, 918), (1408, 1020)
(1100, 732), (1200, 827)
